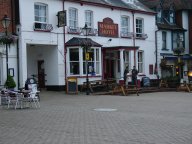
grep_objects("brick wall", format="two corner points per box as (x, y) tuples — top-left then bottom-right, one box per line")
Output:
(0, 0), (13, 33)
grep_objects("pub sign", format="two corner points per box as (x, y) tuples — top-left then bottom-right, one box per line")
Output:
(98, 17), (118, 37)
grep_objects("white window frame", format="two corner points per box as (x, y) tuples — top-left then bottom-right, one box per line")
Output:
(69, 7), (78, 29)
(136, 18), (144, 38)
(85, 10), (93, 28)
(68, 48), (80, 75)
(68, 47), (101, 76)
(162, 31), (167, 50)
(83, 48), (101, 75)
(173, 32), (184, 49)
(34, 3), (48, 23)
(121, 16), (129, 36)
(138, 51), (143, 73)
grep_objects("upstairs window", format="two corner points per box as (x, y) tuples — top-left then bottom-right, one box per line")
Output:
(85, 10), (93, 28)
(173, 32), (184, 49)
(121, 16), (130, 37)
(69, 8), (78, 29)
(169, 5), (175, 24)
(156, 6), (162, 23)
(136, 18), (143, 38)
(34, 3), (48, 23)
(162, 31), (167, 50)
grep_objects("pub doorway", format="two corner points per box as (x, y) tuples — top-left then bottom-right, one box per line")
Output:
(38, 60), (46, 88)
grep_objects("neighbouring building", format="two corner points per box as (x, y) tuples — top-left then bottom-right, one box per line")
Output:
(139, 0), (192, 81)
(2, 0), (157, 90)
(0, 0), (18, 88)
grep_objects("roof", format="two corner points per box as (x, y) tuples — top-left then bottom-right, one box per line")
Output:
(66, 0), (156, 14)
(103, 46), (139, 50)
(65, 37), (102, 47)
(138, 0), (192, 10)
(157, 23), (186, 31)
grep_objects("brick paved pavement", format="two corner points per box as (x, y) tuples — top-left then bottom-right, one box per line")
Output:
(0, 91), (192, 144)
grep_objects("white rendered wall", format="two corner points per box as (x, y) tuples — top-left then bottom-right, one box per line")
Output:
(18, 0), (156, 87)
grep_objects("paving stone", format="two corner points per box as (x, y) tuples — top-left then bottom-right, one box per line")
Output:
(0, 91), (192, 144)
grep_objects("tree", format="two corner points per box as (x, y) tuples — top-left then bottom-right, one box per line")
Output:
(5, 75), (16, 89)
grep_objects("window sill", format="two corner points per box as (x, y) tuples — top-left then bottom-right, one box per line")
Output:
(161, 49), (169, 51)
(121, 36), (132, 39)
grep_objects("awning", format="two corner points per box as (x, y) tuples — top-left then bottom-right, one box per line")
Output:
(160, 53), (192, 60)
(65, 37), (102, 47)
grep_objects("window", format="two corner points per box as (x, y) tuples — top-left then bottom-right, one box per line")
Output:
(83, 48), (101, 75)
(156, 7), (162, 23)
(173, 32), (184, 49)
(69, 8), (78, 29)
(162, 31), (167, 50)
(169, 5), (175, 24)
(69, 48), (80, 75)
(138, 51), (143, 73)
(85, 10), (93, 28)
(136, 18), (143, 37)
(121, 16), (129, 37)
(34, 3), (48, 23)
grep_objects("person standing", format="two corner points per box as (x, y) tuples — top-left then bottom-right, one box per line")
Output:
(131, 66), (138, 85)
(124, 66), (129, 85)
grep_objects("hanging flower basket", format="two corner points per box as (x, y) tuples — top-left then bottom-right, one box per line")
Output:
(175, 61), (185, 66)
(0, 34), (18, 45)
(173, 47), (185, 55)
(160, 58), (167, 69)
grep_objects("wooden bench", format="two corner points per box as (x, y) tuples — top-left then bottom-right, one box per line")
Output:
(159, 80), (168, 88)
(112, 84), (140, 96)
(177, 82), (192, 92)
(81, 79), (116, 93)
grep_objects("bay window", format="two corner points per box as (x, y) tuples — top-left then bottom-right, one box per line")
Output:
(69, 48), (80, 75)
(68, 47), (101, 76)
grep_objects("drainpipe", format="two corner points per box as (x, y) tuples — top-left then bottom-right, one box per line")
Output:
(155, 29), (160, 78)
(63, 0), (67, 90)
(132, 11), (136, 67)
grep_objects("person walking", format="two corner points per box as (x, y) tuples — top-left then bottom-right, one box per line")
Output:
(131, 66), (138, 85)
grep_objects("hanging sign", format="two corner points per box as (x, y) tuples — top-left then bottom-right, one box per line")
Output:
(86, 53), (89, 60)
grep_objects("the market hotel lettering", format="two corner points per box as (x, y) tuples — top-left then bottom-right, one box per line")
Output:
(98, 18), (118, 37)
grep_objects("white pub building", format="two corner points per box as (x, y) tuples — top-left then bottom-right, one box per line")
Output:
(11, 0), (157, 90)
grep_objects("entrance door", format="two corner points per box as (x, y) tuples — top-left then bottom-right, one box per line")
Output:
(38, 60), (46, 88)
(105, 59), (114, 79)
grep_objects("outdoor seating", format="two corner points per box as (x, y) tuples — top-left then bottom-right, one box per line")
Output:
(80, 79), (116, 93)
(112, 84), (140, 96)
(28, 91), (40, 108)
(0, 89), (40, 109)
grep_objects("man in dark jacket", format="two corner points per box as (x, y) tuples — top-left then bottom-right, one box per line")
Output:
(132, 66), (138, 85)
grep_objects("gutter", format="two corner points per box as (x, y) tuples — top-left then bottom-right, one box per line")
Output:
(155, 29), (160, 76)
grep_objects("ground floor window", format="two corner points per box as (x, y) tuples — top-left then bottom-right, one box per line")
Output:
(138, 51), (143, 73)
(68, 47), (101, 76)
(69, 48), (80, 75)
(83, 48), (100, 75)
